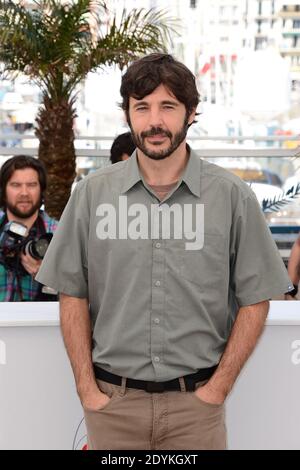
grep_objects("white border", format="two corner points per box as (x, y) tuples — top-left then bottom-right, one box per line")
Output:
(0, 302), (59, 327)
(0, 300), (299, 327)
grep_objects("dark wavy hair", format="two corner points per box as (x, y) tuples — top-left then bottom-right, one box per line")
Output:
(110, 132), (136, 164)
(0, 155), (47, 209)
(120, 53), (200, 124)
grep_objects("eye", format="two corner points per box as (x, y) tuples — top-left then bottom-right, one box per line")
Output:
(162, 104), (176, 110)
(135, 105), (148, 112)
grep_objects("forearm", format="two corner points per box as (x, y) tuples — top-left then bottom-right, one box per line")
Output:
(287, 239), (300, 285)
(206, 300), (269, 401)
(59, 293), (98, 399)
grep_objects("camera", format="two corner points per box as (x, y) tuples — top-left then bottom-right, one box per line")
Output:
(0, 220), (53, 272)
(23, 233), (53, 260)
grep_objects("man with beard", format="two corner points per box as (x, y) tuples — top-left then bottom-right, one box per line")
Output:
(0, 155), (57, 301)
(37, 54), (292, 449)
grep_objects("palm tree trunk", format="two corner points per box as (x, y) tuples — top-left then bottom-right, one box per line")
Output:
(36, 95), (76, 219)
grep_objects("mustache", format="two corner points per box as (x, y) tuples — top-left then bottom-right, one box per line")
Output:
(141, 127), (172, 139)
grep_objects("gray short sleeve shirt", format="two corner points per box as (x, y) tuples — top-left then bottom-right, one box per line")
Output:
(37, 150), (293, 381)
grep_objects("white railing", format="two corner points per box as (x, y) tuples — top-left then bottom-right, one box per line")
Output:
(0, 135), (299, 158)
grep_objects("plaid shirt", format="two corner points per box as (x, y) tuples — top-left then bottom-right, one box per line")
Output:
(0, 211), (58, 301)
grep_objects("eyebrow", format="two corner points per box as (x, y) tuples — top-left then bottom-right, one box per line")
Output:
(161, 100), (179, 106)
(132, 100), (179, 109)
(9, 181), (38, 184)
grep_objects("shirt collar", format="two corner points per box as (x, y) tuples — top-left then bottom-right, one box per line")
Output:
(120, 147), (201, 198)
(121, 150), (143, 194)
(181, 148), (202, 198)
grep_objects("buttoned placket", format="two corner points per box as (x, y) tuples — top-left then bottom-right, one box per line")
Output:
(137, 174), (193, 379)
(150, 203), (165, 376)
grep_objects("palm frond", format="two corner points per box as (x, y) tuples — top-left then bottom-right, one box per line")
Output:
(86, 7), (178, 72)
(0, 1), (177, 100)
(0, 1), (40, 68)
(262, 182), (300, 212)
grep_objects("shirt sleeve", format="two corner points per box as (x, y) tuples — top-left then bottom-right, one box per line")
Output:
(36, 182), (89, 298)
(230, 191), (293, 306)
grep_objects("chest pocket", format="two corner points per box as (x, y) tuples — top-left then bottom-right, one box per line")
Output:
(178, 233), (227, 289)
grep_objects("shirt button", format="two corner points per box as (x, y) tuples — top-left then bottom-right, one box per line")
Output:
(154, 318), (160, 324)
(155, 242), (161, 249)
(154, 356), (160, 363)
(155, 280), (161, 287)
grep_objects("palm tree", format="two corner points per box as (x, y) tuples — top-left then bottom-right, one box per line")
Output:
(0, 0), (176, 218)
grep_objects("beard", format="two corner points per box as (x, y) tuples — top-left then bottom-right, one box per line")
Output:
(130, 117), (189, 161)
(6, 198), (41, 219)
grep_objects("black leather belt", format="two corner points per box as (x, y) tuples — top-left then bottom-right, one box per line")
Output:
(94, 365), (218, 393)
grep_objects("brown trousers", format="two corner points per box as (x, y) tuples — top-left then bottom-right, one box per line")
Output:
(83, 378), (227, 450)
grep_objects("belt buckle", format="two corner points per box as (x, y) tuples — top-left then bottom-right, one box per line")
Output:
(145, 381), (165, 393)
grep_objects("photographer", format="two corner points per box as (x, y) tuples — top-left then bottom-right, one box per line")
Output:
(0, 155), (58, 301)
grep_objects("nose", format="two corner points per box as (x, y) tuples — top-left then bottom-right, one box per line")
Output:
(20, 184), (30, 196)
(148, 107), (164, 128)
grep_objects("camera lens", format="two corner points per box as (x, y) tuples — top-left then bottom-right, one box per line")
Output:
(34, 238), (49, 259)
(24, 234), (53, 260)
